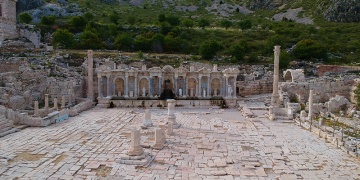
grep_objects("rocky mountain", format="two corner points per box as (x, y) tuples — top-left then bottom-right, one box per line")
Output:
(324, 0), (360, 22)
(248, 0), (288, 10)
(16, 0), (44, 13)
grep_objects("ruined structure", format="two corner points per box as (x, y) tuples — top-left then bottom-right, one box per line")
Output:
(95, 62), (239, 107)
(0, 0), (18, 45)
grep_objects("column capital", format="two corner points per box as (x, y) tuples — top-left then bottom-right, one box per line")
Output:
(97, 74), (102, 78)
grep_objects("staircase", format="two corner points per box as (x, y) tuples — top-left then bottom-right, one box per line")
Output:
(0, 114), (19, 137)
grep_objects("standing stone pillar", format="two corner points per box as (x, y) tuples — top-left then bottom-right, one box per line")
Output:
(149, 77), (153, 97)
(183, 78), (186, 97)
(44, 94), (49, 112)
(153, 128), (165, 150)
(158, 76), (162, 96)
(106, 75), (111, 97)
(225, 76), (229, 97)
(125, 75), (129, 97)
(271, 45), (281, 107)
(143, 109), (153, 127)
(198, 76), (202, 97)
(233, 77), (237, 98)
(134, 76), (138, 97)
(167, 122), (174, 136)
(174, 76), (178, 96)
(87, 50), (94, 101)
(97, 75), (102, 98)
(308, 90), (314, 123)
(54, 98), (58, 110)
(207, 76), (211, 97)
(61, 95), (66, 108)
(127, 129), (144, 156)
(167, 99), (180, 128)
(34, 101), (39, 117)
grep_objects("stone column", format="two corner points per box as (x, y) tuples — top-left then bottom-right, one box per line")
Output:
(271, 45), (281, 107)
(158, 76), (162, 96)
(149, 77), (153, 97)
(167, 122), (173, 136)
(308, 90), (314, 122)
(233, 77), (237, 98)
(153, 128), (165, 150)
(134, 76), (138, 97)
(207, 76), (211, 97)
(198, 76), (202, 97)
(225, 76), (229, 97)
(106, 75), (111, 98)
(87, 50), (94, 101)
(127, 129), (144, 156)
(34, 101), (39, 117)
(125, 75), (129, 97)
(174, 76), (178, 96)
(167, 99), (180, 128)
(97, 75), (102, 98)
(143, 109), (153, 127)
(61, 95), (65, 108)
(54, 98), (58, 110)
(183, 78), (186, 97)
(44, 94), (49, 112)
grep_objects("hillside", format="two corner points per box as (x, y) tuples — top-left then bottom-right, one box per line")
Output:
(14, 0), (360, 66)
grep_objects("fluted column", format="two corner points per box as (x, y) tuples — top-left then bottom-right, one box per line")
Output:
(134, 76), (138, 97)
(125, 75), (129, 97)
(183, 77), (186, 97)
(44, 94), (49, 112)
(97, 75), (102, 98)
(225, 76), (229, 97)
(308, 90), (313, 121)
(198, 76), (202, 96)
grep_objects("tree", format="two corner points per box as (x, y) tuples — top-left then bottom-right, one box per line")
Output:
(164, 35), (182, 53)
(109, 13), (120, 24)
(127, 15), (136, 25)
(182, 18), (194, 28)
(230, 43), (246, 61)
(293, 39), (328, 60)
(220, 19), (232, 29)
(160, 21), (172, 35)
(18, 12), (32, 24)
(52, 29), (76, 49)
(199, 40), (223, 60)
(68, 16), (87, 32)
(83, 12), (94, 21)
(78, 30), (104, 49)
(279, 51), (291, 69)
(198, 18), (210, 29)
(158, 14), (166, 22)
(115, 33), (133, 51)
(151, 33), (164, 53)
(166, 15), (180, 26)
(238, 19), (252, 30)
(41, 15), (56, 25)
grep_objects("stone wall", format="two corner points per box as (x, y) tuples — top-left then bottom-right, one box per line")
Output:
(237, 81), (273, 96)
(279, 77), (355, 103)
(0, 0), (18, 40)
(19, 25), (41, 48)
(0, 61), (20, 73)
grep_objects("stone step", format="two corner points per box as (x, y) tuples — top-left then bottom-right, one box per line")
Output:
(0, 126), (12, 134)
(0, 121), (12, 129)
(0, 128), (19, 138)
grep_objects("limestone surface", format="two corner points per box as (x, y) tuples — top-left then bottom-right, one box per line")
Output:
(0, 108), (359, 179)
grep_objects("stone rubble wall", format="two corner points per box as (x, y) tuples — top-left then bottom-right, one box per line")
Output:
(279, 78), (354, 103)
(237, 80), (273, 96)
(19, 26), (41, 48)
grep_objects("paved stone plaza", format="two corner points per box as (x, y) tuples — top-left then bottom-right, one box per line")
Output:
(1, 107), (360, 179)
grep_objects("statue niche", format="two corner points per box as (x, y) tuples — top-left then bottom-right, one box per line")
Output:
(160, 79), (175, 100)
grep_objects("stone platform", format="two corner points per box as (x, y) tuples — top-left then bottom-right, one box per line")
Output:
(0, 107), (359, 179)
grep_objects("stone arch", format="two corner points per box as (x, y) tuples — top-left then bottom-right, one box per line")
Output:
(114, 77), (125, 97)
(211, 78), (221, 96)
(187, 78), (197, 97)
(283, 69), (305, 82)
(284, 71), (292, 82)
(139, 78), (149, 97)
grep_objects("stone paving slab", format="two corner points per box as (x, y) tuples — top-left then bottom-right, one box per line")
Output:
(0, 108), (360, 179)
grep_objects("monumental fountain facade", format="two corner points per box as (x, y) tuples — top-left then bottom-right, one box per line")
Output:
(87, 51), (240, 108)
